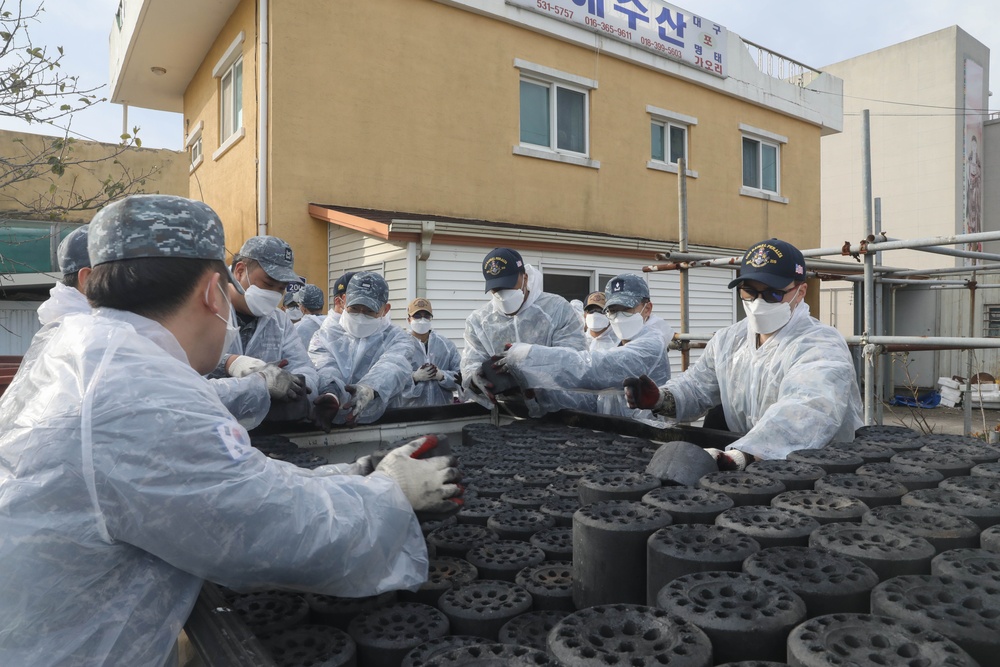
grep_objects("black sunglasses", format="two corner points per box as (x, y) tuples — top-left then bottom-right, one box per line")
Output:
(738, 285), (794, 304)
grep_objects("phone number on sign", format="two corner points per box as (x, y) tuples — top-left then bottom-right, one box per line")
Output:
(640, 37), (682, 59)
(584, 16), (632, 40)
(536, 0), (574, 18)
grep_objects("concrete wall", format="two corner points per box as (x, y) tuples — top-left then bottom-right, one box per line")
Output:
(181, 0), (259, 260)
(0, 129), (188, 223)
(174, 0), (840, 291)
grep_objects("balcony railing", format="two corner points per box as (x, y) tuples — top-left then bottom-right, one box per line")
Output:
(742, 38), (823, 87)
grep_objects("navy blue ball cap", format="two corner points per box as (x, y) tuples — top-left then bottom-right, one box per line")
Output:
(345, 271), (389, 312)
(728, 238), (806, 290)
(482, 247), (525, 292)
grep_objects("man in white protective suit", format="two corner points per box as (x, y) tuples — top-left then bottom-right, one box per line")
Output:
(0, 194), (460, 667)
(625, 238), (863, 468)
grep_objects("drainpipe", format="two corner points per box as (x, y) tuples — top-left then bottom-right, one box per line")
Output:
(677, 158), (690, 371)
(257, 0), (269, 237)
(416, 220), (435, 297)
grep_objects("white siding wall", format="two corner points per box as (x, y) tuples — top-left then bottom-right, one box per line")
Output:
(327, 226), (409, 326)
(325, 229), (738, 375)
(0, 301), (43, 355)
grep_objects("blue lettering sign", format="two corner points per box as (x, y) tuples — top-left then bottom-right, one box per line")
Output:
(614, 0), (650, 30)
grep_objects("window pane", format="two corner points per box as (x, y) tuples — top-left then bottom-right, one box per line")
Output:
(761, 143), (778, 192)
(651, 123), (665, 161)
(520, 80), (550, 147)
(742, 137), (759, 188)
(233, 59), (243, 131)
(221, 71), (232, 139)
(556, 86), (586, 153)
(669, 125), (686, 164)
(542, 273), (591, 304)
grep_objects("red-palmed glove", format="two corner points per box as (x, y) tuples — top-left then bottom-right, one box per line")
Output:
(704, 448), (755, 471)
(376, 435), (464, 513)
(623, 375), (674, 415)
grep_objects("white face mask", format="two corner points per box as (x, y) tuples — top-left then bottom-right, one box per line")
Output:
(242, 284), (283, 316)
(585, 312), (609, 332)
(208, 283), (240, 352)
(743, 298), (793, 335)
(342, 311), (383, 338)
(410, 317), (433, 335)
(492, 288), (525, 315)
(286, 307), (303, 322)
(609, 311), (644, 340)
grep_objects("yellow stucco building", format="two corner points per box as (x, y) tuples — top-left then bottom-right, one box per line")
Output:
(110, 0), (842, 358)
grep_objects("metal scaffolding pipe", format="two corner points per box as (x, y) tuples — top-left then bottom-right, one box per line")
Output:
(849, 335), (1000, 348)
(892, 263), (1000, 277)
(843, 230), (1000, 255)
(882, 235), (1000, 262)
(862, 110), (876, 425)
(678, 158), (691, 371)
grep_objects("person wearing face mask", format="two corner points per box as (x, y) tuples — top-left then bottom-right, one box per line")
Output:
(207, 236), (330, 430)
(309, 271), (421, 424)
(36, 224), (93, 326)
(583, 291), (618, 350)
(461, 247), (586, 413)
(0, 195), (445, 667)
(283, 291), (304, 323)
(400, 298), (461, 407)
(326, 271), (356, 328)
(624, 239), (863, 467)
(293, 284), (328, 349)
(495, 273), (669, 422)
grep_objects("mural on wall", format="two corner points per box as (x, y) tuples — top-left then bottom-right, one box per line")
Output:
(964, 58), (985, 258)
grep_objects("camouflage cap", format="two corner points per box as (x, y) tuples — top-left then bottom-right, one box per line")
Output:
(346, 271), (389, 313)
(604, 273), (650, 309)
(57, 224), (90, 275)
(237, 236), (299, 284)
(299, 284), (325, 310)
(88, 194), (243, 293)
(407, 297), (433, 316)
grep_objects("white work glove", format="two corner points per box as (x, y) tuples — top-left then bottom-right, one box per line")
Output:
(412, 364), (438, 382)
(344, 384), (376, 424)
(346, 455), (374, 476)
(227, 355), (266, 378)
(492, 343), (531, 373)
(375, 435), (463, 513)
(704, 448), (754, 471)
(258, 363), (308, 401)
(434, 369), (446, 382)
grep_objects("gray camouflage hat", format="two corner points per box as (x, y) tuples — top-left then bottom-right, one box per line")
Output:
(604, 273), (650, 309)
(88, 194), (243, 293)
(237, 236), (299, 284)
(299, 284), (325, 310)
(345, 271), (389, 313)
(57, 224), (90, 275)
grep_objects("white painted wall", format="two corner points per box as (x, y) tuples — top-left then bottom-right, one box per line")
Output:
(327, 227), (737, 376)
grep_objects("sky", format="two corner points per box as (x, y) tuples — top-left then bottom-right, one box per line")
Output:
(2, 0), (999, 151)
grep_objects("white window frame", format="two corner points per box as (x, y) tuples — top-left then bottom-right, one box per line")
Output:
(739, 123), (787, 203)
(647, 105), (697, 177)
(985, 305), (1000, 337)
(185, 120), (204, 173)
(212, 32), (246, 160)
(514, 59), (599, 170)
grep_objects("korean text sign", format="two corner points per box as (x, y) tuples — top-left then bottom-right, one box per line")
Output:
(507, 0), (727, 78)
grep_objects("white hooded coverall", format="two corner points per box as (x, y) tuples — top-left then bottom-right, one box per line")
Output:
(0, 310), (427, 666)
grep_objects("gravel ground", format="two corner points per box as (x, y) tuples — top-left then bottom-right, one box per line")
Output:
(879, 403), (1000, 438)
